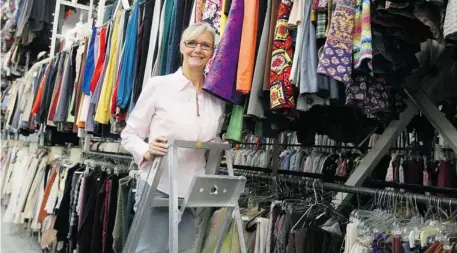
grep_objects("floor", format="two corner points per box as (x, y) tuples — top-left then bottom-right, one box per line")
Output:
(1, 223), (42, 253)
(1, 208), (43, 253)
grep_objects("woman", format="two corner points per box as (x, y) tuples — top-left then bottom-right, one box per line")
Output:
(121, 22), (225, 253)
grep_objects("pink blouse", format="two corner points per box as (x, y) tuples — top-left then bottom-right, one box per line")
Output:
(121, 68), (225, 197)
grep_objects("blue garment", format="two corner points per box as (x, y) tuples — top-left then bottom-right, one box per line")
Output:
(159, 0), (174, 76)
(117, 1), (139, 109)
(81, 28), (97, 95)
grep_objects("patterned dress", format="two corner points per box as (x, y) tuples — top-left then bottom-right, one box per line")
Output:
(269, 0), (295, 111)
(317, 0), (356, 84)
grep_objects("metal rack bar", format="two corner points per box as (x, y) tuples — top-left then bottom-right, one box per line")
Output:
(83, 151), (133, 160)
(220, 165), (457, 195)
(220, 169), (457, 207)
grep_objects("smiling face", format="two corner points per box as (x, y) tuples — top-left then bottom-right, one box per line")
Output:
(180, 31), (215, 70)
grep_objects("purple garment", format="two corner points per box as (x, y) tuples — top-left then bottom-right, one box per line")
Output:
(203, 0), (243, 105)
(316, 0), (356, 84)
(371, 233), (387, 253)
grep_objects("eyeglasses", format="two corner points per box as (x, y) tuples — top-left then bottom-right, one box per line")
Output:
(184, 40), (214, 51)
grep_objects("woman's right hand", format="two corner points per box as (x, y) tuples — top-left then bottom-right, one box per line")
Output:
(143, 136), (168, 161)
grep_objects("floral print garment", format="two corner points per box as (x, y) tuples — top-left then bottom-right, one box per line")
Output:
(269, 0), (295, 112)
(202, 0), (223, 33)
(346, 74), (390, 118)
(203, 0), (223, 75)
(317, 0), (357, 84)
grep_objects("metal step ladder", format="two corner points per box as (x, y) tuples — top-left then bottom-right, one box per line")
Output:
(122, 140), (247, 253)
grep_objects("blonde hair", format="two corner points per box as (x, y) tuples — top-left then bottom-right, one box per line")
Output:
(181, 22), (218, 44)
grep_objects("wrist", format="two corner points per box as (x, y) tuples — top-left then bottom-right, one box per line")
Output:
(143, 151), (152, 161)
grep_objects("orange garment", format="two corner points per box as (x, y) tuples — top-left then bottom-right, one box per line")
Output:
(31, 64), (51, 114)
(235, 0), (259, 94)
(38, 169), (57, 223)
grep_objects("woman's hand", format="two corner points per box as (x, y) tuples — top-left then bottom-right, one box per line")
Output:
(143, 136), (168, 161)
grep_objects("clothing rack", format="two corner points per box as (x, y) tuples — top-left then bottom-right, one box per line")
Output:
(220, 164), (457, 196)
(218, 168), (457, 208)
(82, 150), (133, 160)
(238, 142), (451, 152)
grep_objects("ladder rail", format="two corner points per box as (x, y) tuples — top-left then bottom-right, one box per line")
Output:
(122, 140), (246, 253)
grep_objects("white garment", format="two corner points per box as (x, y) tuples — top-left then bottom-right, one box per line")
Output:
(141, 0), (163, 88)
(344, 222), (359, 253)
(3, 148), (32, 223)
(444, 0), (457, 40)
(189, 0), (197, 25)
(23, 158), (47, 220)
(152, 0), (167, 76)
(14, 157), (39, 224)
(288, 0), (305, 84)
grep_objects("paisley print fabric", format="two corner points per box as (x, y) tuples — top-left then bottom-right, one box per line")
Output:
(196, 0), (205, 23)
(317, 0), (356, 84)
(346, 74), (389, 118)
(202, 0), (223, 33)
(269, 0), (295, 112)
(203, 0), (243, 104)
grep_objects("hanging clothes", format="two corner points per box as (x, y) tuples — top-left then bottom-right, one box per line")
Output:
(235, 0), (259, 94)
(317, 0), (357, 84)
(203, 0), (244, 104)
(117, 2), (140, 110)
(269, 0), (295, 112)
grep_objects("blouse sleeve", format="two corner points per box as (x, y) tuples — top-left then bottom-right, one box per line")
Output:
(121, 77), (158, 166)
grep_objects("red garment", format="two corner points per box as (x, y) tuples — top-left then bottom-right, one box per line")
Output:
(110, 67), (121, 115)
(90, 27), (108, 93)
(269, 0), (295, 113)
(102, 180), (111, 253)
(437, 160), (457, 197)
(31, 64), (51, 114)
(47, 60), (65, 122)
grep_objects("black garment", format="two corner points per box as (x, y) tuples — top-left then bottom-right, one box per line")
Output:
(165, 0), (186, 74)
(133, 0), (155, 104)
(181, 0), (194, 31)
(54, 166), (78, 242)
(90, 175), (109, 253)
(38, 55), (62, 124)
(295, 105), (379, 146)
(104, 176), (120, 253)
(77, 170), (107, 253)
(289, 227), (343, 253)
(255, 0), (268, 58)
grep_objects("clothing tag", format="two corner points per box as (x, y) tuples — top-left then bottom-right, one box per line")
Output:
(121, 0), (130, 9)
